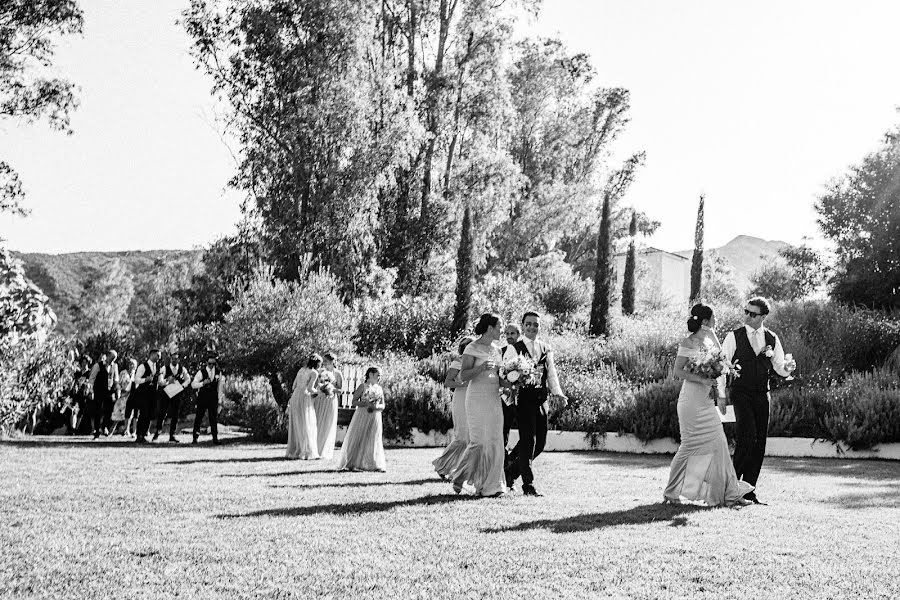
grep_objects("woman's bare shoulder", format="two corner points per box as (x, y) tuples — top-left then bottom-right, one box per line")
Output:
(679, 336), (700, 349)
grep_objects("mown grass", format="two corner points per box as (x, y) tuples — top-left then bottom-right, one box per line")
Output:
(2, 437), (899, 599)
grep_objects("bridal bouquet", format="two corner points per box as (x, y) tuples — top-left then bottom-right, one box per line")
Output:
(685, 347), (741, 381)
(361, 386), (385, 412)
(318, 372), (335, 397)
(498, 355), (536, 405)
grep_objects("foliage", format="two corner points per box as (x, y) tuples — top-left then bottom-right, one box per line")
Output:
(748, 259), (796, 302)
(550, 364), (632, 438)
(0, 334), (74, 434)
(1, 249), (56, 340)
(626, 378), (683, 442)
(768, 385), (828, 439)
(128, 258), (199, 352)
(621, 212), (637, 315)
(452, 205), (474, 337)
(82, 329), (136, 368)
(820, 369), (900, 450)
(219, 264), (352, 409)
(380, 373), (453, 442)
(816, 122), (900, 309)
(690, 195), (704, 302)
(71, 259), (134, 335)
(701, 250), (741, 305)
(1, 0), (83, 217)
(222, 377), (282, 442)
(779, 245), (829, 298)
(354, 295), (454, 359)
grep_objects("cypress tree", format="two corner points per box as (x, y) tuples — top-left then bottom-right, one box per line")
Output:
(621, 211), (637, 315)
(690, 194), (705, 303)
(589, 193), (613, 336)
(451, 204), (474, 337)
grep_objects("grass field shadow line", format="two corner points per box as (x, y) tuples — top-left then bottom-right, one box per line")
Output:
(165, 456), (290, 465)
(269, 478), (436, 490)
(221, 468), (339, 478)
(215, 493), (476, 519)
(482, 503), (707, 534)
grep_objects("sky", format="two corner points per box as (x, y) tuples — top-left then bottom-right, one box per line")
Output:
(4, 0), (900, 255)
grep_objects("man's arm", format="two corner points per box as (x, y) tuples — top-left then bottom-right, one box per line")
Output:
(190, 370), (205, 390)
(179, 368), (192, 387)
(88, 364), (100, 387)
(543, 345), (566, 401)
(770, 334), (792, 377)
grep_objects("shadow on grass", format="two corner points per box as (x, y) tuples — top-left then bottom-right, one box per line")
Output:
(768, 457), (900, 481)
(164, 456), (289, 465)
(0, 435), (247, 449)
(482, 503), (708, 534)
(572, 451), (673, 469)
(269, 478), (436, 490)
(221, 469), (340, 478)
(216, 493), (476, 519)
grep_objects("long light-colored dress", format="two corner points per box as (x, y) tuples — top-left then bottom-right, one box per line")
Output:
(450, 342), (505, 497)
(337, 383), (386, 472)
(664, 344), (753, 506)
(286, 367), (320, 460)
(432, 359), (469, 478)
(314, 368), (339, 459)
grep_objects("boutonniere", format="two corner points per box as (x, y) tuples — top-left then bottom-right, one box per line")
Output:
(760, 345), (775, 358)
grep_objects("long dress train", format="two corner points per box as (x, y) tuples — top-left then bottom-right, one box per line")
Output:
(449, 343), (505, 496)
(314, 369), (339, 460)
(286, 367), (320, 460)
(337, 384), (386, 471)
(432, 359), (469, 478)
(663, 345), (753, 506)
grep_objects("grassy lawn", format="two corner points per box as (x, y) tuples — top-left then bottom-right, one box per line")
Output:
(2, 437), (899, 600)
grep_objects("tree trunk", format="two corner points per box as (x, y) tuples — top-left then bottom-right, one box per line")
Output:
(268, 371), (290, 410)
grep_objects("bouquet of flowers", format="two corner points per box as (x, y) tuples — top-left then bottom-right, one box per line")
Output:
(685, 347), (741, 382)
(318, 372), (335, 397)
(361, 386), (385, 412)
(498, 355), (536, 406)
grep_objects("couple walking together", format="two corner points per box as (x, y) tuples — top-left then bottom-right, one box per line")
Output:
(434, 311), (567, 497)
(664, 297), (796, 507)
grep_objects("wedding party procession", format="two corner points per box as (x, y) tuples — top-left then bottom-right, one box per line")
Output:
(3, 1), (900, 598)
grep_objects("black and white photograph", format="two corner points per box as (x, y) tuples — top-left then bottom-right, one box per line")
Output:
(2, 0), (899, 598)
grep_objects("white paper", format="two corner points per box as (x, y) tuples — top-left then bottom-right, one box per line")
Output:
(718, 405), (736, 423)
(163, 383), (184, 398)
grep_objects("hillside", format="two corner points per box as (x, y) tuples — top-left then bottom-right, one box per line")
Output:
(14, 249), (203, 334)
(677, 235), (792, 292)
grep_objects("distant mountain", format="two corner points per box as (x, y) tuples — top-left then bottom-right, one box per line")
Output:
(13, 249), (202, 335)
(676, 235), (792, 293)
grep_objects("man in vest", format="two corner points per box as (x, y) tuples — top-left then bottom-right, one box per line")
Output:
(88, 350), (117, 439)
(191, 352), (224, 445)
(503, 311), (567, 497)
(499, 323), (522, 450)
(134, 349), (161, 444)
(154, 353), (192, 443)
(722, 297), (796, 504)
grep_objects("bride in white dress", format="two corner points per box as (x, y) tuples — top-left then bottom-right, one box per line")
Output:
(449, 314), (506, 497)
(663, 304), (752, 507)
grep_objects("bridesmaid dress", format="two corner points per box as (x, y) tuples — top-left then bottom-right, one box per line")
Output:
(431, 359), (469, 478)
(314, 368), (339, 460)
(337, 383), (386, 472)
(449, 342), (505, 497)
(286, 367), (320, 460)
(663, 344), (753, 506)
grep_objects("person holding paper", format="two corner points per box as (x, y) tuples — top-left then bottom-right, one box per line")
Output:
(154, 354), (191, 443)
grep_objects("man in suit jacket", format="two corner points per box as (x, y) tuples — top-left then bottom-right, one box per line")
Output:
(504, 311), (567, 496)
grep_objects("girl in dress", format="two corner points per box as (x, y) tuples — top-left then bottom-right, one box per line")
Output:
(449, 313), (506, 497)
(314, 352), (343, 460)
(432, 336), (475, 479)
(663, 303), (753, 507)
(337, 367), (386, 472)
(286, 355), (321, 460)
(110, 359), (136, 436)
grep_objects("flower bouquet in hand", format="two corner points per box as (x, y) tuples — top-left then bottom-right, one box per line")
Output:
(361, 386), (384, 413)
(498, 355), (536, 406)
(318, 372), (336, 397)
(685, 347), (741, 384)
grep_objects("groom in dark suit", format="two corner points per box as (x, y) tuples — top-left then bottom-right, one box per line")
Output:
(722, 297), (796, 504)
(504, 311), (567, 497)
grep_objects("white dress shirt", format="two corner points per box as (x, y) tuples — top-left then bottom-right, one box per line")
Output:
(519, 336), (564, 396)
(134, 360), (158, 387)
(721, 325), (791, 378)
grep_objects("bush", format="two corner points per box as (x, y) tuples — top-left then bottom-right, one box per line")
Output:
(768, 385), (828, 439)
(354, 295), (454, 359)
(223, 377), (285, 442)
(821, 369), (900, 451)
(471, 273), (549, 328)
(625, 378), (683, 442)
(517, 252), (590, 325)
(550, 365), (633, 440)
(381, 372), (453, 442)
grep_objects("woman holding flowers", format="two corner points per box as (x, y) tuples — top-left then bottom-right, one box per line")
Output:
(432, 336), (475, 479)
(314, 352), (343, 460)
(449, 313), (505, 497)
(338, 367), (386, 472)
(286, 355), (321, 460)
(663, 303), (753, 507)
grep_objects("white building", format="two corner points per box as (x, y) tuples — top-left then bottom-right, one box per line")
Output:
(614, 247), (691, 307)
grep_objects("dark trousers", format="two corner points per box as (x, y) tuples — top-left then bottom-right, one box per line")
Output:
(731, 388), (770, 487)
(502, 401), (516, 449)
(102, 398), (115, 431)
(85, 398), (105, 435)
(505, 391), (548, 486)
(135, 390), (158, 440)
(193, 397), (219, 441)
(155, 394), (182, 437)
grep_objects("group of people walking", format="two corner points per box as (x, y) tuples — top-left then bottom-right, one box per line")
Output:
(285, 353), (386, 471)
(66, 348), (224, 445)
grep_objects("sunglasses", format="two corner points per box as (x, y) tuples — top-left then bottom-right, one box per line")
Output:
(744, 309), (763, 317)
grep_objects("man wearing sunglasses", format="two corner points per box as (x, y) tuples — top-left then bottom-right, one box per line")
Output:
(721, 297), (796, 504)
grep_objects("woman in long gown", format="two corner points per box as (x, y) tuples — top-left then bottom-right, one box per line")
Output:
(449, 313), (506, 497)
(286, 355), (321, 460)
(664, 303), (753, 507)
(432, 336), (475, 479)
(337, 367), (386, 472)
(314, 352), (343, 460)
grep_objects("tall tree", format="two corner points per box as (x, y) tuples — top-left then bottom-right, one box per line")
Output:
(72, 259), (134, 336)
(621, 211), (637, 315)
(816, 122), (900, 309)
(1, 1), (82, 220)
(451, 204), (474, 337)
(689, 194), (705, 303)
(588, 154), (643, 335)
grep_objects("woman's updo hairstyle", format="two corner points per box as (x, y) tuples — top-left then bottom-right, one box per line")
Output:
(307, 354), (323, 369)
(473, 313), (501, 336)
(687, 303), (714, 334)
